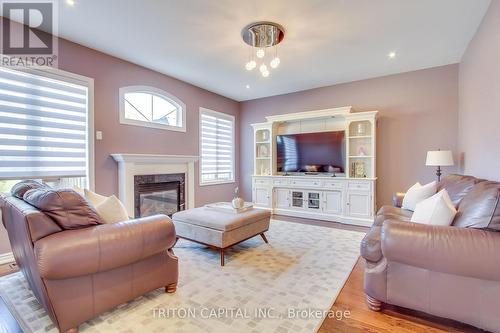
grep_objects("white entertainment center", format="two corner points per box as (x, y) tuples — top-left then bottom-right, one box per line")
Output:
(251, 106), (377, 226)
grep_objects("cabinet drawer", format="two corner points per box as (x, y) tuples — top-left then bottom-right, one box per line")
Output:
(253, 178), (271, 186)
(348, 181), (371, 191)
(273, 179), (290, 186)
(323, 181), (344, 190)
(290, 179), (321, 187)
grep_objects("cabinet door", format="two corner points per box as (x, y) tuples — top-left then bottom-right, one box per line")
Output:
(347, 191), (371, 218)
(306, 191), (321, 210)
(274, 188), (290, 208)
(253, 187), (271, 208)
(323, 190), (343, 215)
(291, 191), (304, 209)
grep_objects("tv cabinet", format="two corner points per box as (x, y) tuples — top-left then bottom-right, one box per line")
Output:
(251, 106), (377, 227)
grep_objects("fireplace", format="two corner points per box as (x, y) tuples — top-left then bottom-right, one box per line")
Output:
(134, 173), (185, 218)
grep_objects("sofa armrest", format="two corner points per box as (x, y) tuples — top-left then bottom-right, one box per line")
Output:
(381, 219), (500, 281)
(34, 214), (176, 279)
(392, 192), (405, 208)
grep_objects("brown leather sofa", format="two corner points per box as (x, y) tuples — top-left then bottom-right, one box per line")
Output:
(361, 174), (500, 332)
(1, 181), (178, 333)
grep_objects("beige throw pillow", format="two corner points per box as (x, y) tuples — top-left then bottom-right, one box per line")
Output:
(411, 189), (457, 226)
(94, 195), (129, 224)
(84, 188), (108, 206)
(402, 181), (437, 211)
(84, 189), (129, 224)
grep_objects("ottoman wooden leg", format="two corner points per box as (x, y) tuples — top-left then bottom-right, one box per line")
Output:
(220, 248), (225, 266)
(260, 233), (269, 243)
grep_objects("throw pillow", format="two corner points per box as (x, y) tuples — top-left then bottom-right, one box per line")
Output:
(11, 180), (48, 199)
(84, 188), (108, 206)
(94, 195), (130, 224)
(411, 189), (457, 226)
(23, 188), (103, 229)
(402, 181), (437, 211)
(73, 185), (85, 197)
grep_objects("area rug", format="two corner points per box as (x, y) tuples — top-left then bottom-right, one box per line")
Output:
(0, 219), (365, 333)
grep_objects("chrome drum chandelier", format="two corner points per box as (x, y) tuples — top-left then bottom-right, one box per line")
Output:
(241, 22), (285, 78)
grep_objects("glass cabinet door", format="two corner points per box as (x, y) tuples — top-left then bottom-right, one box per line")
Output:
(292, 191), (304, 208)
(307, 192), (321, 209)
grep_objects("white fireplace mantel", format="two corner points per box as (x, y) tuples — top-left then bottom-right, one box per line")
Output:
(111, 153), (199, 217)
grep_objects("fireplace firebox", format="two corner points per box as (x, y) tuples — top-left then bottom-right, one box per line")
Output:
(134, 173), (185, 218)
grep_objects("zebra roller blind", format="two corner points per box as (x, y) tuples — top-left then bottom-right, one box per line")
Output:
(0, 67), (89, 179)
(200, 108), (235, 185)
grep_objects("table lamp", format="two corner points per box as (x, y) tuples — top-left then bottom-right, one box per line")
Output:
(426, 150), (454, 182)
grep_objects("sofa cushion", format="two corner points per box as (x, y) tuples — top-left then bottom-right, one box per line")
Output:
(377, 205), (413, 218)
(437, 174), (483, 207)
(360, 226), (382, 263)
(23, 188), (102, 230)
(453, 181), (500, 231)
(11, 180), (48, 199)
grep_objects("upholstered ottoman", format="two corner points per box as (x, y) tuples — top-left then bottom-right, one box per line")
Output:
(172, 207), (271, 266)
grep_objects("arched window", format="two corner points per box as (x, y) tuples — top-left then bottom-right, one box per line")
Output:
(119, 86), (186, 132)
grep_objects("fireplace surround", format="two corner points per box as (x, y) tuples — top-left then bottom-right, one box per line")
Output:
(111, 154), (198, 216)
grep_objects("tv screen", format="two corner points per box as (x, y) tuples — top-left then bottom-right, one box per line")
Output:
(276, 131), (345, 173)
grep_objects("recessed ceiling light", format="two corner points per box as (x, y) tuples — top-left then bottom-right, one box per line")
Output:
(66, 0), (75, 6)
(245, 84), (250, 89)
(388, 51), (396, 59)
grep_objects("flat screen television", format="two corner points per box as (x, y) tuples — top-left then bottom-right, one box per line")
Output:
(276, 131), (345, 174)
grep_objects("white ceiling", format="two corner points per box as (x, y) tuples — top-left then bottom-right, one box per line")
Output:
(55, 0), (490, 101)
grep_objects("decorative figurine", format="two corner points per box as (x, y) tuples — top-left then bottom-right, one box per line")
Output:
(231, 187), (245, 209)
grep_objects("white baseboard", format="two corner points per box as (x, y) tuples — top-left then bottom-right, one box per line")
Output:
(0, 252), (14, 265)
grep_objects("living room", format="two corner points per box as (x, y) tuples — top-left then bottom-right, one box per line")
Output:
(0, 0), (499, 332)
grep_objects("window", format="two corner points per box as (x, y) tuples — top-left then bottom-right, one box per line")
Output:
(0, 66), (93, 190)
(119, 86), (186, 132)
(199, 108), (235, 185)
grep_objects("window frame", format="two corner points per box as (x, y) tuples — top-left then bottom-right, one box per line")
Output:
(119, 85), (186, 132)
(199, 107), (236, 186)
(0, 65), (95, 190)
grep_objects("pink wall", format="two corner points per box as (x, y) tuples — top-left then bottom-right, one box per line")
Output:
(459, 1), (500, 181)
(57, 39), (240, 205)
(240, 65), (459, 207)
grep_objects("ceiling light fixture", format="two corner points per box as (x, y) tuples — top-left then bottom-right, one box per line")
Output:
(388, 51), (396, 59)
(246, 84), (250, 89)
(66, 0), (76, 6)
(242, 21), (284, 78)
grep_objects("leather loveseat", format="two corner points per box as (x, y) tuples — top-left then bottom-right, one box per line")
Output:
(361, 174), (500, 332)
(1, 181), (178, 333)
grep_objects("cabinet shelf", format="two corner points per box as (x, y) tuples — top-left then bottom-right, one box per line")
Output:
(256, 157), (270, 160)
(348, 135), (372, 139)
(349, 155), (374, 158)
(256, 141), (270, 144)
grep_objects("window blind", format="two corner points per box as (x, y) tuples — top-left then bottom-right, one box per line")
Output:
(200, 109), (235, 184)
(0, 67), (89, 179)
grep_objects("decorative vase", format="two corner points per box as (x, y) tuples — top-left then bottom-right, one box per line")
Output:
(231, 187), (245, 209)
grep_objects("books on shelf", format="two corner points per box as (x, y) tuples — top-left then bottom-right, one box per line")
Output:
(204, 202), (254, 214)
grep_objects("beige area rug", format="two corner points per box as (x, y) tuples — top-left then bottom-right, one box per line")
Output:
(0, 219), (365, 333)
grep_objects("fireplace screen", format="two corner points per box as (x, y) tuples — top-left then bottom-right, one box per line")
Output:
(134, 174), (185, 218)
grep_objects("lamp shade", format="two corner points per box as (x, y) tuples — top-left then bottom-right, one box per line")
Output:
(426, 150), (454, 166)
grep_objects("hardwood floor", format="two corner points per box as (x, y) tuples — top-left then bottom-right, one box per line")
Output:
(274, 215), (485, 333)
(0, 217), (485, 332)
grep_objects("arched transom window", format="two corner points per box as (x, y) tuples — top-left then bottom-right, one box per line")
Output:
(119, 86), (186, 132)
